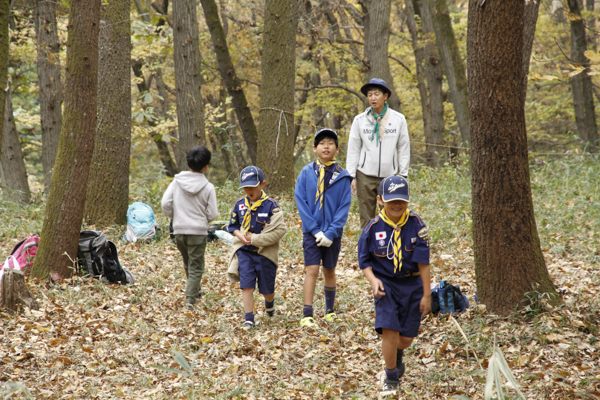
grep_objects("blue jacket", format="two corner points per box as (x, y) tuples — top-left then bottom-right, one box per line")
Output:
(295, 162), (352, 240)
(358, 212), (430, 279)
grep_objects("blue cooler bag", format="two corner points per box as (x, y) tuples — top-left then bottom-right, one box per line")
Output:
(124, 202), (157, 242)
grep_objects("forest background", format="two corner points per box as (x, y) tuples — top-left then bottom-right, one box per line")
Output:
(0, 0), (599, 399)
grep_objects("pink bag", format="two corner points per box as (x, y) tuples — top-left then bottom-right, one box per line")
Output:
(1, 236), (40, 277)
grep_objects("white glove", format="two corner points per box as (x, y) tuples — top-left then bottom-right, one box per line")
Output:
(315, 231), (325, 246)
(319, 235), (333, 248)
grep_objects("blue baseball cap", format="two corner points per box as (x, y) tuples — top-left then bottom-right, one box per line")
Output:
(239, 166), (264, 188)
(361, 78), (392, 98)
(379, 175), (409, 202)
(314, 128), (338, 146)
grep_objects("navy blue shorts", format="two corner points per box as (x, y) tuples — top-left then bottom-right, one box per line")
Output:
(373, 274), (424, 338)
(303, 232), (342, 270)
(237, 249), (277, 295)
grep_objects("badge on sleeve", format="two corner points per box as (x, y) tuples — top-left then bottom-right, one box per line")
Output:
(375, 231), (387, 240)
(272, 207), (281, 213)
(418, 227), (428, 239)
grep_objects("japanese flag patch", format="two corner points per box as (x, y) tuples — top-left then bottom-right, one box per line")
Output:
(239, 204), (246, 210)
(418, 227), (428, 239)
(375, 231), (387, 240)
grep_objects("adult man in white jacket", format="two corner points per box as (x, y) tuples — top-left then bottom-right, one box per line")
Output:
(346, 78), (410, 228)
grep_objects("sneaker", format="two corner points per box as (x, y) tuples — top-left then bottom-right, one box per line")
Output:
(241, 320), (255, 331)
(266, 308), (275, 317)
(379, 379), (399, 398)
(300, 316), (316, 327)
(324, 312), (339, 322)
(183, 304), (194, 312)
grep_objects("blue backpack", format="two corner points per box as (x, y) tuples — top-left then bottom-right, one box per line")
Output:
(123, 202), (157, 242)
(431, 281), (469, 315)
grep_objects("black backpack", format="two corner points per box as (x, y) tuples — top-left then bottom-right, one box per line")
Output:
(431, 281), (469, 315)
(77, 230), (133, 285)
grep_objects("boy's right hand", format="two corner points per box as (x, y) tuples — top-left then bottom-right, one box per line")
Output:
(370, 278), (386, 298)
(233, 230), (251, 246)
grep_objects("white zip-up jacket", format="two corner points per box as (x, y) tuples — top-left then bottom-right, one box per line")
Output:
(346, 107), (410, 178)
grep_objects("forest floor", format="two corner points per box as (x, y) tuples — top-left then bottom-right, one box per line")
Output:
(0, 159), (599, 399)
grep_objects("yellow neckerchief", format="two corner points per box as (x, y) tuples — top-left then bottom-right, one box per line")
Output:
(241, 191), (268, 234)
(378, 208), (409, 273)
(314, 159), (336, 209)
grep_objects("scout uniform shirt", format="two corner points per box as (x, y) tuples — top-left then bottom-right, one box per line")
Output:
(358, 211), (430, 279)
(228, 197), (280, 251)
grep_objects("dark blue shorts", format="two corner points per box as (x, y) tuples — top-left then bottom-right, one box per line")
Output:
(237, 249), (277, 295)
(303, 232), (342, 270)
(373, 274), (424, 338)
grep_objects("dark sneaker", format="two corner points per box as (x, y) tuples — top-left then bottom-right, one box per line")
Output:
(266, 306), (275, 317)
(379, 379), (399, 398)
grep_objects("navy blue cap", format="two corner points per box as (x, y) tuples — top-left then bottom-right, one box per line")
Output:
(314, 128), (338, 146)
(360, 78), (392, 98)
(239, 166), (264, 188)
(379, 175), (409, 202)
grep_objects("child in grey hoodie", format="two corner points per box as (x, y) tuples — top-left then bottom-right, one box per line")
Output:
(161, 146), (218, 310)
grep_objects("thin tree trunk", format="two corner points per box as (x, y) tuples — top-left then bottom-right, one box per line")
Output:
(1, 87), (30, 203)
(173, 0), (206, 169)
(0, 0), (9, 158)
(417, 0), (444, 167)
(200, 0), (258, 164)
(35, 0), (63, 192)
(257, 0), (297, 192)
(522, 0), (540, 93)
(567, 0), (599, 152)
(31, 0), (101, 280)
(468, 0), (556, 316)
(84, 0), (131, 226)
(359, 0), (401, 111)
(586, 0), (596, 51)
(429, 0), (469, 143)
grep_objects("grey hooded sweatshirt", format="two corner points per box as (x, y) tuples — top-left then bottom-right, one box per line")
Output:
(161, 171), (218, 235)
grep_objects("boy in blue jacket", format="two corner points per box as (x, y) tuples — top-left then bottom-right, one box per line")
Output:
(358, 175), (430, 397)
(295, 128), (353, 327)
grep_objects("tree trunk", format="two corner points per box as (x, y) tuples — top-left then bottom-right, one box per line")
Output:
(586, 0), (596, 52)
(257, 0), (297, 193)
(429, 0), (469, 143)
(567, 0), (599, 152)
(416, 0), (444, 167)
(84, 0), (131, 226)
(0, 269), (39, 315)
(1, 87), (30, 203)
(468, 0), (556, 316)
(31, 0), (101, 280)
(173, 0), (205, 169)
(0, 0), (9, 158)
(522, 0), (540, 100)
(35, 0), (63, 192)
(200, 0), (258, 164)
(359, 0), (401, 111)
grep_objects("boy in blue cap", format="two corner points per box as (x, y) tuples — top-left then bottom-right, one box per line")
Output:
(295, 129), (353, 327)
(227, 166), (287, 330)
(357, 175), (430, 397)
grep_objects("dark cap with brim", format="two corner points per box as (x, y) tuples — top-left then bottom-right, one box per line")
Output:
(360, 78), (392, 98)
(239, 166), (264, 188)
(379, 175), (409, 202)
(314, 128), (338, 146)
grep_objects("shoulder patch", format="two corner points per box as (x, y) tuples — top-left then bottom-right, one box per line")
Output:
(418, 227), (428, 239)
(271, 207), (281, 214)
(363, 217), (379, 234)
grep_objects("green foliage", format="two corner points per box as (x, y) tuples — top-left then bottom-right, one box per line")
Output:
(518, 283), (559, 318)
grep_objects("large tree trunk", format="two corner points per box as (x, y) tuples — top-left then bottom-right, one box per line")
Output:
(84, 0), (131, 226)
(31, 0), (101, 280)
(429, 0), (469, 144)
(416, 0), (444, 167)
(35, 0), (63, 191)
(173, 0), (205, 169)
(522, 0), (540, 100)
(200, 0), (258, 165)
(257, 0), (297, 192)
(1, 87), (30, 203)
(468, 0), (556, 316)
(0, 0), (9, 158)
(567, 0), (599, 152)
(359, 0), (401, 111)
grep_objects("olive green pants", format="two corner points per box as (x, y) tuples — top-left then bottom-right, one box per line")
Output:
(175, 234), (207, 305)
(356, 171), (384, 229)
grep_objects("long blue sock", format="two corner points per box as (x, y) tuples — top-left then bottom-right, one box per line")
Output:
(245, 312), (254, 323)
(265, 299), (275, 316)
(385, 367), (398, 381)
(324, 285), (336, 314)
(303, 305), (313, 318)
